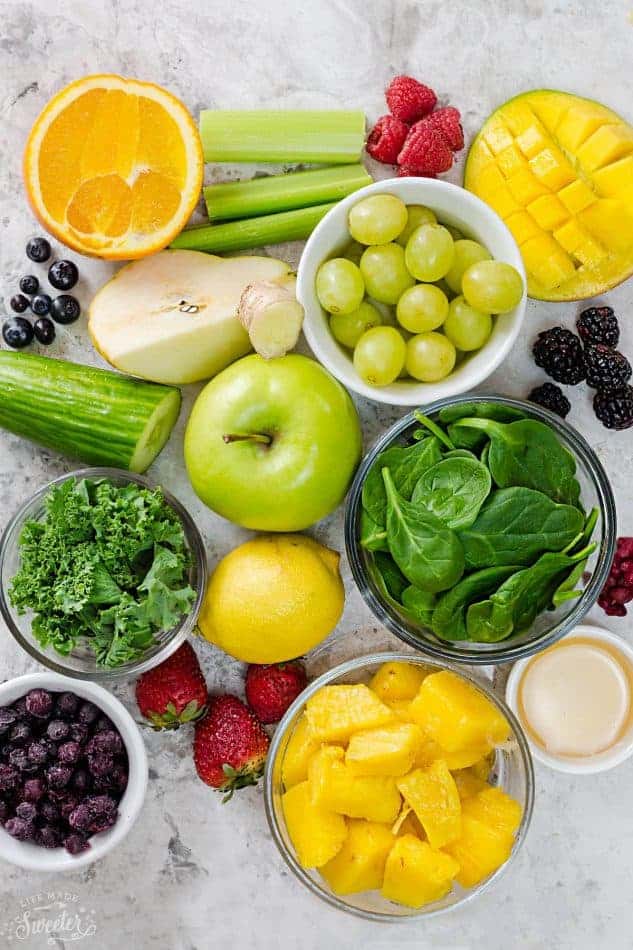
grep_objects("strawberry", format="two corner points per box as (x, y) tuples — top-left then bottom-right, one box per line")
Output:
(397, 122), (453, 176)
(366, 115), (410, 164)
(194, 695), (270, 801)
(245, 661), (308, 724)
(135, 642), (207, 730)
(386, 75), (437, 123)
(423, 107), (464, 151)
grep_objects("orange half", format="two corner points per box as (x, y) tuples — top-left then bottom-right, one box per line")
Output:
(23, 74), (204, 260)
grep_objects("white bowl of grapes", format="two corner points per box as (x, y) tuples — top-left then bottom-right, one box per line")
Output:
(297, 178), (527, 405)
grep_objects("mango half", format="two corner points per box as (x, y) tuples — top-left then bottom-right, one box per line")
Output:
(465, 90), (633, 300)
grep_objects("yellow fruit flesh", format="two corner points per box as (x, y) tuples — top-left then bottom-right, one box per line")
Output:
(305, 684), (394, 743)
(397, 760), (462, 849)
(369, 661), (427, 702)
(281, 715), (321, 788)
(444, 814), (514, 888)
(282, 781), (347, 869)
(319, 820), (395, 895)
(345, 723), (422, 777)
(465, 89), (633, 300)
(308, 746), (401, 823)
(382, 835), (459, 909)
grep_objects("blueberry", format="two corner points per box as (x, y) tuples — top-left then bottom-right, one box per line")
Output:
(0, 708), (17, 736)
(26, 237), (51, 263)
(60, 795), (80, 820)
(19, 274), (39, 295)
(27, 740), (50, 767)
(50, 294), (80, 325)
(93, 715), (114, 734)
(8, 721), (32, 745)
(86, 731), (123, 756)
(47, 720), (70, 742)
(46, 765), (72, 789)
(25, 689), (53, 719)
(3, 317), (34, 349)
(69, 722), (89, 745)
(68, 802), (91, 831)
(5, 817), (35, 840)
(78, 702), (99, 726)
(55, 692), (79, 719)
(87, 753), (114, 779)
(10, 294), (29, 313)
(48, 260), (78, 291)
(33, 317), (55, 346)
(31, 294), (52, 316)
(16, 801), (37, 822)
(40, 799), (60, 823)
(36, 825), (62, 849)
(64, 832), (90, 855)
(8, 748), (31, 772)
(0, 764), (19, 792)
(12, 698), (28, 718)
(22, 777), (46, 802)
(57, 741), (81, 765)
(71, 768), (91, 794)
(0, 799), (9, 823)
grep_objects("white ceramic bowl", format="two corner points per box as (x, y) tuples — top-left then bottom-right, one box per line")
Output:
(0, 672), (148, 871)
(506, 624), (633, 774)
(297, 177), (527, 405)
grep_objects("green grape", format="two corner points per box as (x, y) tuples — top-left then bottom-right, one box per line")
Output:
(353, 326), (406, 387)
(443, 295), (493, 351)
(316, 258), (365, 314)
(405, 332), (456, 382)
(462, 260), (524, 313)
(405, 224), (455, 282)
(445, 239), (492, 294)
(396, 284), (449, 333)
(360, 243), (415, 305)
(330, 301), (382, 349)
(396, 205), (437, 247)
(446, 225), (464, 241)
(348, 194), (408, 245)
(342, 240), (365, 266)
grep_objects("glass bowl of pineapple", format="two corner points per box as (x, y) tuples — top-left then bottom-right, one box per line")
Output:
(264, 652), (534, 920)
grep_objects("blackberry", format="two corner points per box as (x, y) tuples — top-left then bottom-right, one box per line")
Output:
(593, 387), (633, 430)
(528, 383), (571, 419)
(577, 306), (619, 347)
(532, 327), (586, 385)
(584, 344), (631, 390)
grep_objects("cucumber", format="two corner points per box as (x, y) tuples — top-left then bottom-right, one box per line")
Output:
(0, 352), (181, 473)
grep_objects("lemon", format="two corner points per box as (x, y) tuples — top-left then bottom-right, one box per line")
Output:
(198, 535), (345, 663)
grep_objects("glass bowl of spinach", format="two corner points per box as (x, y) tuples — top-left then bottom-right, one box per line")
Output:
(0, 468), (207, 680)
(345, 395), (616, 665)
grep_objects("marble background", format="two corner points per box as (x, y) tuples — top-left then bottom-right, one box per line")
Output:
(1, 0), (632, 947)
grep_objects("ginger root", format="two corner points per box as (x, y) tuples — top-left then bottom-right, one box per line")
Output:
(237, 277), (304, 359)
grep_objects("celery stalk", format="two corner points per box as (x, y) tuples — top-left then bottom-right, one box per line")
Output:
(204, 164), (371, 221)
(199, 110), (366, 163)
(171, 203), (337, 254)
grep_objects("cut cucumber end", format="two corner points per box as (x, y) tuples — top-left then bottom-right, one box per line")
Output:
(129, 389), (182, 473)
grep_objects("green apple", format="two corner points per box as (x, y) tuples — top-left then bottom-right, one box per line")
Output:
(184, 354), (362, 531)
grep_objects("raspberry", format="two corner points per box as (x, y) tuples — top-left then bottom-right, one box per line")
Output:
(386, 75), (437, 123)
(366, 115), (409, 164)
(397, 166), (437, 178)
(398, 123), (453, 175)
(423, 107), (464, 151)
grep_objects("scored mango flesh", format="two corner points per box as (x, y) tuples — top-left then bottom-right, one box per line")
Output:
(281, 662), (523, 909)
(465, 90), (633, 300)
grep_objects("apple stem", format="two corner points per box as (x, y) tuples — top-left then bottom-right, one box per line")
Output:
(222, 432), (273, 445)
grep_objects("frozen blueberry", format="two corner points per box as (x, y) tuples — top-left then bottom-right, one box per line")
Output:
(0, 707), (17, 735)
(69, 722), (89, 745)
(8, 747), (32, 772)
(12, 698), (28, 718)
(16, 801), (37, 822)
(25, 689), (53, 719)
(64, 833), (90, 855)
(5, 817), (35, 840)
(22, 777), (46, 802)
(86, 731), (123, 756)
(78, 702), (99, 726)
(8, 721), (32, 745)
(93, 715), (114, 734)
(48, 260), (78, 291)
(87, 753), (114, 779)
(36, 825), (62, 849)
(0, 764), (19, 792)
(60, 795), (80, 821)
(26, 237), (51, 263)
(110, 763), (128, 794)
(70, 768), (91, 794)
(84, 794), (117, 833)
(58, 741), (81, 765)
(55, 692), (79, 719)
(47, 720), (70, 742)
(46, 765), (72, 789)
(19, 274), (39, 295)
(39, 799), (60, 823)
(68, 802), (91, 831)
(27, 740), (49, 767)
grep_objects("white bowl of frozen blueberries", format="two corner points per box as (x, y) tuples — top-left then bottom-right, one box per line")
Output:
(0, 672), (147, 871)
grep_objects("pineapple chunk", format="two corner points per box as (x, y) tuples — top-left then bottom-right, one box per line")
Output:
(281, 714), (321, 788)
(414, 737), (490, 771)
(370, 661), (427, 703)
(529, 148), (575, 190)
(305, 684), (394, 743)
(309, 745), (401, 823)
(397, 760), (461, 849)
(558, 179), (597, 214)
(506, 168), (548, 205)
(470, 752), (494, 781)
(382, 835), (459, 909)
(386, 699), (417, 722)
(505, 210), (541, 245)
(409, 670), (511, 754)
(444, 814), (514, 888)
(463, 787), (522, 837)
(593, 155), (633, 197)
(319, 819), (394, 895)
(526, 194), (569, 230)
(577, 124), (633, 171)
(521, 234), (576, 289)
(282, 781), (347, 869)
(345, 723), (422, 777)
(392, 803), (426, 838)
(452, 770), (489, 801)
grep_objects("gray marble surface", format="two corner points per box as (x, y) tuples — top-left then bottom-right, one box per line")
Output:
(1, 0), (632, 947)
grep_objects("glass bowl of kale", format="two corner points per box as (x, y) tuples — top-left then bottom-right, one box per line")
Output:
(345, 395), (617, 665)
(0, 469), (207, 680)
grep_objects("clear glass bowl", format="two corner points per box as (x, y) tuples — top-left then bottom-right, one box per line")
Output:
(345, 394), (617, 665)
(264, 652), (534, 921)
(0, 467), (207, 680)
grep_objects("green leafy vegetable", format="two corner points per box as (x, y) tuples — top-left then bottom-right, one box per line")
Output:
(442, 402), (525, 453)
(460, 487), (584, 568)
(361, 438), (441, 527)
(383, 468), (464, 593)
(373, 551), (408, 601)
(360, 509), (388, 551)
(9, 478), (195, 668)
(412, 457), (491, 530)
(431, 566), (520, 641)
(413, 411), (455, 450)
(401, 586), (436, 626)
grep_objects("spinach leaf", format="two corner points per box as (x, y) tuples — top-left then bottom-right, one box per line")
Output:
(460, 487), (584, 568)
(447, 423), (488, 452)
(362, 446), (407, 525)
(383, 468), (465, 593)
(552, 557), (590, 607)
(413, 411), (455, 450)
(438, 402), (526, 424)
(373, 551), (408, 601)
(444, 449), (478, 460)
(411, 457), (491, 530)
(431, 565), (520, 641)
(362, 438), (442, 526)
(454, 417), (580, 506)
(360, 509), (389, 551)
(401, 585), (436, 626)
